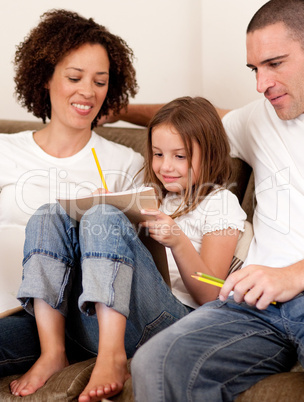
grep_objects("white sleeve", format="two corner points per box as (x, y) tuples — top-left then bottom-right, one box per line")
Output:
(202, 189), (247, 235)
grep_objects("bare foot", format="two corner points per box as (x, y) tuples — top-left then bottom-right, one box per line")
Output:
(10, 353), (69, 397)
(78, 352), (130, 402)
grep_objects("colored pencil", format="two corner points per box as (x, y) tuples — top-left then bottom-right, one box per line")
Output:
(91, 148), (108, 191)
(192, 272), (277, 305)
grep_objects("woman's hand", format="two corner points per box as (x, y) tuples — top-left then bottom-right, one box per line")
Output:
(140, 209), (183, 248)
(92, 188), (110, 195)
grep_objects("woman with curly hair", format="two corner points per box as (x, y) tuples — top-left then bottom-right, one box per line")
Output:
(14, 9), (137, 127)
(0, 8), (144, 401)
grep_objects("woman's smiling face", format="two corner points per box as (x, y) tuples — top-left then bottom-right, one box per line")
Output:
(46, 43), (110, 131)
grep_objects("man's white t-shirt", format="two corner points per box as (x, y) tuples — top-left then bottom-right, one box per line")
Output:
(223, 98), (304, 268)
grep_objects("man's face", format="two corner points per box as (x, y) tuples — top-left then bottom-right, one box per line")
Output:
(246, 22), (304, 120)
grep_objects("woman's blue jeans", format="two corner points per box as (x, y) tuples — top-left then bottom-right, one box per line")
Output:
(131, 295), (304, 402)
(0, 203), (192, 376)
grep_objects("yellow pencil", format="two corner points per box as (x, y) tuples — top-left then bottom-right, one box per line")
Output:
(192, 273), (277, 305)
(91, 148), (108, 191)
(191, 275), (224, 288)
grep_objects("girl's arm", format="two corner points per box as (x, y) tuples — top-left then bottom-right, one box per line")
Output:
(141, 210), (239, 305)
(171, 229), (239, 305)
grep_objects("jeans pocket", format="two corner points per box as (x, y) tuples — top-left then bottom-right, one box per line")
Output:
(136, 311), (181, 348)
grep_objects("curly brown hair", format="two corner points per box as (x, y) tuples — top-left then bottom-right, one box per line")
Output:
(14, 9), (138, 128)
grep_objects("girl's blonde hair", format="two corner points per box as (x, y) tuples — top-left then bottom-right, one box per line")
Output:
(144, 96), (231, 218)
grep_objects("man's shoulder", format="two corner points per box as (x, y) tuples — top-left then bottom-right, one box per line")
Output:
(224, 99), (266, 121)
(223, 99), (274, 138)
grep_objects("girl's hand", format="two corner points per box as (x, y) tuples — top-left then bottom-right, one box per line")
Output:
(140, 209), (183, 248)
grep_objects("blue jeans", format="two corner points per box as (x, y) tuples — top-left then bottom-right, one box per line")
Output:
(0, 203), (192, 376)
(131, 295), (304, 402)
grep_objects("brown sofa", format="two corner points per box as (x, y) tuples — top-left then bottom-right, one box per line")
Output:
(0, 119), (303, 401)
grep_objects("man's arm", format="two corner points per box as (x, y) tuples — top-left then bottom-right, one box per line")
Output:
(98, 104), (164, 127)
(217, 108), (231, 119)
(98, 104), (232, 127)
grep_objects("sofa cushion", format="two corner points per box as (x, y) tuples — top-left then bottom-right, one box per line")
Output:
(0, 358), (95, 401)
(0, 357), (135, 402)
(236, 371), (304, 402)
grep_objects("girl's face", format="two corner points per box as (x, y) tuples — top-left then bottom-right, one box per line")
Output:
(151, 124), (201, 193)
(46, 43), (109, 131)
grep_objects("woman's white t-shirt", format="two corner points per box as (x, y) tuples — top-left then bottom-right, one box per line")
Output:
(0, 130), (144, 229)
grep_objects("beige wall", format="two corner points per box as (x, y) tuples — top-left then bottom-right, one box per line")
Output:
(0, 0), (268, 124)
(201, 0), (268, 110)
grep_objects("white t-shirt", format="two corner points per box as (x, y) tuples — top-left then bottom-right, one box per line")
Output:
(160, 189), (246, 309)
(223, 99), (304, 268)
(0, 130), (144, 230)
(0, 130), (144, 314)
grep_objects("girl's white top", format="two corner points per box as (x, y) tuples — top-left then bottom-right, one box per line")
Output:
(160, 189), (246, 309)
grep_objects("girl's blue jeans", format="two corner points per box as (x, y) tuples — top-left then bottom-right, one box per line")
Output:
(0, 203), (192, 376)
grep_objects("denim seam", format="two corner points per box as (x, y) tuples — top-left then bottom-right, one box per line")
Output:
(222, 344), (287, 391)
(109, 260), (122, 307)
(56, 265), (72, 312)
(23, 249), (75, 267)
(280, 303), (304, 361)
(161, 319), (241, 402)
(0, 354), (37, 366)
(136, 311), (178, 349)
(186, 325), (280, 400)
(81, 252), (134, 268)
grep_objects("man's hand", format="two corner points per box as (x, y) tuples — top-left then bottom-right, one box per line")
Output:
(98, 111), (119, 126)
(219, 264), (303, 309)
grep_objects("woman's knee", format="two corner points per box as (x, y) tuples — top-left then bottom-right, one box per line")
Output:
(26, 203), (68, 231)
(83, 204), (123, 222)
(80, 204), (131, 236)
(25, 203), (76, 256)
(26, 203), (55, 227)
